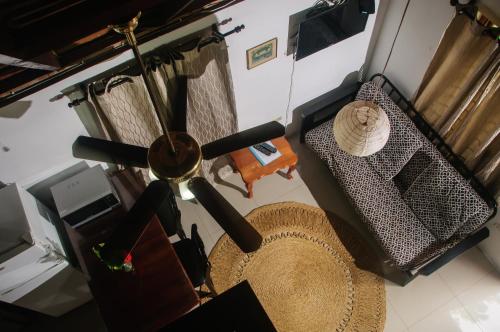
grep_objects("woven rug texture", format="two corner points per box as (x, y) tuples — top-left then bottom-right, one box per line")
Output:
(207, 202), (386, 332)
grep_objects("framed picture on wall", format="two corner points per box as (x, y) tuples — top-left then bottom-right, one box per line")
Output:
(246, 38), (277, 70)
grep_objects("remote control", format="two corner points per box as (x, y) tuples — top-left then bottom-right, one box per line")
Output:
(260, 142), (277, 153)
(252, 144), (272, 156)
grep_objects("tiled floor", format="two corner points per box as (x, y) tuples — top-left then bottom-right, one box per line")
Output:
(26, 137), (500, 332)
(183, 147), (500, 332)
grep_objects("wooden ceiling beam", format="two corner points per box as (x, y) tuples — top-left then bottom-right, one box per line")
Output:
(1, 0), (182, 60)
(0, 53), (60, 71)
(0, 0), (244, 106)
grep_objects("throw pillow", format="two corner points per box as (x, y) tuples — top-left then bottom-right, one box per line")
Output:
(355, 82), (422, 180)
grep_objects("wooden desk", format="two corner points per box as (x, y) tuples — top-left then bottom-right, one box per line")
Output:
(229, 137), (298, 198)
(65, 170), (199, 332)
(161, 281), (277, 332)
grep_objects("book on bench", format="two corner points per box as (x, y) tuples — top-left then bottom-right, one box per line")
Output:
(248, 141), (281, 166)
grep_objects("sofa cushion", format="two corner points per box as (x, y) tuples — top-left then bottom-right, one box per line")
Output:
(356, 82), (413, 126)
(357, 81), (493, 237)
(356, 82), (422, 180)
(393, 150), (433, 193)
(305, 120), (437, 269)
(305, 81), (493, 269)
(403, 159), (480, 241)
(365, 124), (422, 180)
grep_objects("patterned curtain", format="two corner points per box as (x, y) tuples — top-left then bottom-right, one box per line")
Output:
(413, 14), (499, 200)
(160, 42), (238, 183)
(87, 41), (238, 184)
(88, 75), (163, 182)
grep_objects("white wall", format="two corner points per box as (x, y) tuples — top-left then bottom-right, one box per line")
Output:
(367, 0), (454, 98)
(0, 0), (378, 184)
(221, 0), (377, 130)
(366, 0), (408, 80)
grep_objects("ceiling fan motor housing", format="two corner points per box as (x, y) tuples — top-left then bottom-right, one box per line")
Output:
(148, 132), (202, 183)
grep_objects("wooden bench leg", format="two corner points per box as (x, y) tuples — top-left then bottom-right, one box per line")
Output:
(286, 164), (296, 179)
(245, 181), (254, 199)
(231, 161), (238, 173)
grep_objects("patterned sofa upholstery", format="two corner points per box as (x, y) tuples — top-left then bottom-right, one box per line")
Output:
(305, 82), (493, 270)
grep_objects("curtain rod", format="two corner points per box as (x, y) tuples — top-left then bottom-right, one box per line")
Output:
(65, 21), (245, 108)
(0, 0), (244, 108)
(450, 0), (500, 41)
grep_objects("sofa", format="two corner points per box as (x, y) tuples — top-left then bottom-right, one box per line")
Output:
(301, 75), (496, 272)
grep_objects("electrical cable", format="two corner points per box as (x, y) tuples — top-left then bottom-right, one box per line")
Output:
(284, 47), (297, 127)
(381, 0), (411, 76)
(371, 0), (410, 104)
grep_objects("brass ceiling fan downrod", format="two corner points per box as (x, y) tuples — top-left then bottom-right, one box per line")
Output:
(74, 12), (285, 270)
(110, 12), (203, 183)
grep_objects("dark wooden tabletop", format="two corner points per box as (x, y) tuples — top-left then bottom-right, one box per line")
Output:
(161, 280), (277, 332)
(64, 170), (199, 332)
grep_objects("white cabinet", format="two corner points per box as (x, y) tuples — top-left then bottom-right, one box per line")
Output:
(0, 183), (91, 316)
(0, 184), (32, 255)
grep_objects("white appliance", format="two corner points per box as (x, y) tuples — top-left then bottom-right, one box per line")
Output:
(51, 165), (120, 227)
(0, 183), (92, 316)
(0, 184), (32, 256)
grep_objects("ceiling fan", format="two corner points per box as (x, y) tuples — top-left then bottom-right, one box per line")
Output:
(72, 13), (284, 270)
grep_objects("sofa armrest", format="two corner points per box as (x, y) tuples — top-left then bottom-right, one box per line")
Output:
(299, 82), (360, 143)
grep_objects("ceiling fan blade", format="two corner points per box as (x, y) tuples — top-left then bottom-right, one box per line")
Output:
(201, 121), (285, 160)
(188, 177), (262, 253)
(73, 136), (149, 168)
(96, 180), (173, 266)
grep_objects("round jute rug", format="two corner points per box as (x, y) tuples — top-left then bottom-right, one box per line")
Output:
(207, 202), (386, 332)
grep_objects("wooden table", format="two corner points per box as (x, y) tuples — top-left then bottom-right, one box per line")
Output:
(229, 137), (298, 198)
(64, 170), (199, 332)
(161, 280), (277, 331)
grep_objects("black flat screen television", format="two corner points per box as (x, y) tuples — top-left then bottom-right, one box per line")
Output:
(294, 0), (370, 60)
